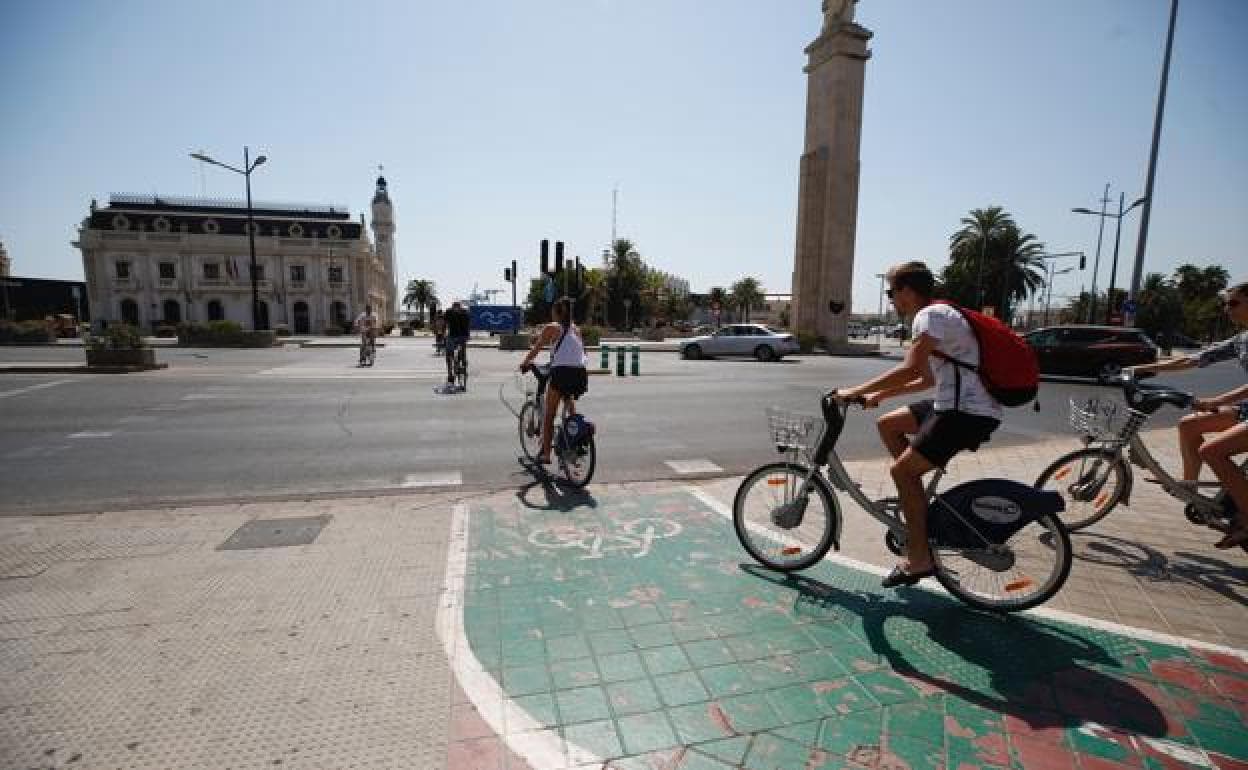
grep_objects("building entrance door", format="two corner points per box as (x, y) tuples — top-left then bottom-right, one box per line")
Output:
(293, 302), (310, 334)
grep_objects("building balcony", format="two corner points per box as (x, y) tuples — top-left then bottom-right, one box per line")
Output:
(288, 280), (308, 292)
(157, 277), (179, 289)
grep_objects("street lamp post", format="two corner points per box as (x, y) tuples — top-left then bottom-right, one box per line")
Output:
(1043, 267), (1075, 327)
(1035, 251), (1084, 328)
(1072, 184), (1111, 324)
(189, 147), (267, 330)
(1074, 194), (1146, 324)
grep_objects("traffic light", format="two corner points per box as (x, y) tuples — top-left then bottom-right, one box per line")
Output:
(503, 267), (511, 282)
(1079, 254), (1086, 270)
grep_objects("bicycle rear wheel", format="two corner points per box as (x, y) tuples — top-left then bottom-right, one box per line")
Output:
(518, 401), (543, 461)
(559, 433), (595, 487)
(733, 462), (839, 572)
(932, 512), (1072, 613)
(1034, 448), (1127, 531)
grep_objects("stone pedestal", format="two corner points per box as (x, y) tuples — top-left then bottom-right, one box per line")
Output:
(790, 8), (872, 348)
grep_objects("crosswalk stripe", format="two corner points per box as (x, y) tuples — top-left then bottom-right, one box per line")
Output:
(665, 459), (724, 475)
(401, 471), (463, 488)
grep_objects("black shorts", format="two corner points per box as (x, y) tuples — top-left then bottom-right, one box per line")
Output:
(907, 399), (1000, 468)
(549, 366), (588, 399)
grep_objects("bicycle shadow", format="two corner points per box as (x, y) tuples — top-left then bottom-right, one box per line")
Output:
(739, 565), (1172, 741)
(514, 468), (598, 513)
(1069, 531), (1248, 608)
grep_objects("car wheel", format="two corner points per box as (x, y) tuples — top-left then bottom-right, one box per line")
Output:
(754, 345), (776, 362)
(683, 344), (702, 360)
(1096, 361), (1122, 384)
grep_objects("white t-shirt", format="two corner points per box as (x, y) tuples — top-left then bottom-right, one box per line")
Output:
(911, 303), (1002, 419)
(355, 312), (378, 331)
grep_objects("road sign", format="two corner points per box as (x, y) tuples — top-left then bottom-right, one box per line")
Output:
(1123, 299), (1137, 314)
(543, 276), (555, 303)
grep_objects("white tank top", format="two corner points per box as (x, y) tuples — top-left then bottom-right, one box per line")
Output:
(550, 324), (586, 368)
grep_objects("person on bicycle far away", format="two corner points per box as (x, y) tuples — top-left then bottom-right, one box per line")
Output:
(518, 297), (588, 465)
(354, 305), (378, 341)
(1128, 281), (1248, 549)
(443, 301), (471, 385)
(834, 261), (1003, 588)
(431, 311), (447, 353)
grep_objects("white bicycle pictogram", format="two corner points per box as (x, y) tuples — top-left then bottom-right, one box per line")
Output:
(528, 517), (682, 560)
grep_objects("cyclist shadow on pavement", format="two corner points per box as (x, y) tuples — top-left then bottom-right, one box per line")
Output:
(1070, 531), (1248, 608)
(514, 473), (598, 513)
(741, 565), (1171, 742)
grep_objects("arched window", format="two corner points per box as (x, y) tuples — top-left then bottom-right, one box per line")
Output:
(292, 301), (310, 334)
(331, 301), (347, 326)
(162, 300), (181, 324)
(206, 299), (224, 321)
(120, 298), (140, 326)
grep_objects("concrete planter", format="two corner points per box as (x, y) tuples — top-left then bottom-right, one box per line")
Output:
(499, 333), (532, 351)
(86, 348), (157, 368)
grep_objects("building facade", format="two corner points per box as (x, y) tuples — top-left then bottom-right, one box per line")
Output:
(75, 176), (398, 332)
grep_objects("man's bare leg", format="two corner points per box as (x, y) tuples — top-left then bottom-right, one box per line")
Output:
(891, 448), (938, 572)
(877, 407), (918, 460)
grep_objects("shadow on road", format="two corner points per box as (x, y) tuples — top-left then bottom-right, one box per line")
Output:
(514, 461), (598, 513)
(1070, 531), (1248, 608)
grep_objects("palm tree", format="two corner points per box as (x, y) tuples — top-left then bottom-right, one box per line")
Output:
(944, 207), (1044, 321)
(402, 279), (436, 322)
(990, 226), (1045, 322)
(730, 277), (764, 323)
(581, 267), (608, 326)
(708, 286), (728, 326)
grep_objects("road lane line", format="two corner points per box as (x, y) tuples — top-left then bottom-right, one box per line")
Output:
(0, 380), (72, 399)
(400, 471), (463, 488)
(665, 459), (723, 475)
(68, 431), (114, 439)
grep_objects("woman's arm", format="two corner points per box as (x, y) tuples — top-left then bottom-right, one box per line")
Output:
(1203, 383), (1248, 409)
(519, 324), (557, 368)
(1130, 356), (1197, 376)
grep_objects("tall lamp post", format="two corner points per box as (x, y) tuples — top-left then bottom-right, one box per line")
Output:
(874, 272), (887, 347)
(1074, 194), (1146, 324)
(189, 147), (267, 330)
(1072, 184), (1112, 324)
(1035, 251), (1085, 327)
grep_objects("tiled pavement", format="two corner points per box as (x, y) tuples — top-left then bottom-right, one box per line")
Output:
(2, 429), (1245, 769)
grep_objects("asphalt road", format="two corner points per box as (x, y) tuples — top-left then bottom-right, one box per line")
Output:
(0, 339), (1239, 514)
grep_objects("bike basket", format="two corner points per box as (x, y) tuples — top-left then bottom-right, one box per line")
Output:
(1068, 397), (1122, 440)
(766, 407), (819, 450)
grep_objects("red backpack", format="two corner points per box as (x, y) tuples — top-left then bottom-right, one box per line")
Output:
(929, 301), (1039, 408)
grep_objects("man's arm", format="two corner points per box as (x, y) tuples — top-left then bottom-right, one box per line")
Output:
(1130, 356), (1196, 376)
(840, 333), (938, 402)
(1199, 383), (1248, 411)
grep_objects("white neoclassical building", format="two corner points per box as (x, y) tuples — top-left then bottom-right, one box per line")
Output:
(75, 176), (398, 333)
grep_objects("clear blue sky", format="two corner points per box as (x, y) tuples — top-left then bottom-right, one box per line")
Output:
(1, 0), (1244, 312)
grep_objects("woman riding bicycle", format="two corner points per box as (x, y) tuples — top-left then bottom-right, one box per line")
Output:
(518, 297), (588, 465)
(1129, 281), (1248, 549)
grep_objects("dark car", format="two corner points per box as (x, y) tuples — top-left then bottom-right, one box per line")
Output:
(1024, 325), (1158, 383)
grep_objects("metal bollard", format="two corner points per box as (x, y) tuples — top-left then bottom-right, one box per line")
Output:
(630, 345), (640, 376)
(600, 344), (609, 370)
(616, 345), (626, 376)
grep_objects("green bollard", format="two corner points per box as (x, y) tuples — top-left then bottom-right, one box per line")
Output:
(630, 345), (640, 376)
(616, 345), (626, 376)
(600, 344), (609, 370)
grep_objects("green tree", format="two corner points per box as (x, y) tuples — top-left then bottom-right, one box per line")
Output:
(1134, 273), (1182, 349)
(402, 279), (436, 322)
(730, 277), (765, 323)
(942, 207), (1045, 322)
(708, 286), (728, 326)
(1174, 264), (1229, 342)
(580, 267), (608, 326)
(605, 239), (647, 330)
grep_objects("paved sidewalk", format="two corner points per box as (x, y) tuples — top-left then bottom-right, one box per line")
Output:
(1, 430), (1245, 769)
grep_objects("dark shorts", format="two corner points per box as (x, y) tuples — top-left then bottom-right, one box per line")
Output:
(907, 399), (1000, 468)
(549, 366), (588, 400)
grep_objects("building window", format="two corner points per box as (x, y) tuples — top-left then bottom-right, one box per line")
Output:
(250, 264), (265, 281)
(116, 261), (131, 279)
(290, 265), (306, 282)
(328, 266), (343, 283)
(203, 263), (220, 280)
(206, 299), (224, 321)
(159, 262), (176, 280)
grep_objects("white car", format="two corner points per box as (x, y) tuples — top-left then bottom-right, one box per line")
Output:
(679, 324), (800, 362)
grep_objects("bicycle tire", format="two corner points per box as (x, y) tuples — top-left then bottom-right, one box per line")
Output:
(518, 401), (543, 461)
(932, 512), (1072, 613)
(732, 462), (840, 572)
(1034, 448), (1128, 531)
(559, 433), (596, 488)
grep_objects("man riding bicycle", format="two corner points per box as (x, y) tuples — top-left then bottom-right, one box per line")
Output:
(834, 262), (1002, 588)
(1129, 281), (1248, 549)
(443, 301), (471, 386)
(354, 305), (379, 361)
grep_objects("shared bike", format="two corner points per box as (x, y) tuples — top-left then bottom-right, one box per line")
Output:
(1034, 372), (1245, 547)
(358, 333), (376, 367)
(513, 365), (596, 487)
(733, 392), (1073, 613)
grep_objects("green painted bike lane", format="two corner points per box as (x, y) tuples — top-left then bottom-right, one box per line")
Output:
(442, 488), (1248, 770)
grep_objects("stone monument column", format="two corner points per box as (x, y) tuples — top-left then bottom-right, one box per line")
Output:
(790, 0), (871, 348)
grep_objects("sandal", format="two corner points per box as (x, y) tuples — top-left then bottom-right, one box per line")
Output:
(881, 564), (937, 588)
(1214, 527), (1248, 550)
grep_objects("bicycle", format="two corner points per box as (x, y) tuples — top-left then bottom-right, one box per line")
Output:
(1034, 372), (1245, 545)
(358, 333), (376, 367)
(513, 365), (596, 487)
(453, 342), (468, 391)
(733, 392), (1073, 613)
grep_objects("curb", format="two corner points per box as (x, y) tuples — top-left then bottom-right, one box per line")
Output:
(0, 363), (169, 374)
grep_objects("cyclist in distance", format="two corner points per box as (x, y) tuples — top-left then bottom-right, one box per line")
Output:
(834, 262), (1003, 588)
(354, 304), (378, 351)
(518, 297), (588, 465)
(443, 301), (471, 386)
(1129, 281), (1248, 548)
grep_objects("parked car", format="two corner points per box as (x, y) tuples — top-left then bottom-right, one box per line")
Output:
(1024, 325), (1158, 383)
(680, 324), (800, 361)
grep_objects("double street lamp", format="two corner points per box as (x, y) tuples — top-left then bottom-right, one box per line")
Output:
(1073, 193), (1147, 324)
(189, 147), (268, 330)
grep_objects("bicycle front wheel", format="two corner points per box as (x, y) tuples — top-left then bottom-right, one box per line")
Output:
(1035, 448), (1127, 531)
(559, 435), (596, 488)
(932, 512), (1072, 613)
(733, 462), (839, 572)
(518, 401), (543, 461)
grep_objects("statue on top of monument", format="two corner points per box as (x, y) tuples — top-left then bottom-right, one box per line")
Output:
(821, 0), (857, 32)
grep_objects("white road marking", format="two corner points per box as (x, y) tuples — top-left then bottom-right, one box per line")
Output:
(400, 471), (463, 488)
(117, 415), (159, 424)
(68, 431), (114, 439)
(665, 459), (724, 475)
(685, 485), (1248, 661)
(0, 380), (72, 399)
